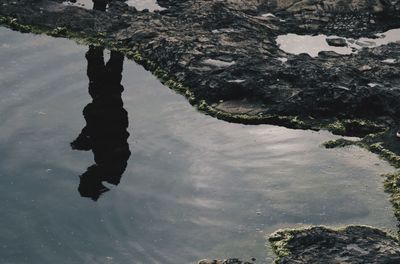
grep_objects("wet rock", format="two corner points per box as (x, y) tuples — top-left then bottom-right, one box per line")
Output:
(198, 258), (254, 264)
(269, 226), (400, 264)
(1, 0), (400, 163)
(1, 0), (399, 128)
(326, 37), (348, 47)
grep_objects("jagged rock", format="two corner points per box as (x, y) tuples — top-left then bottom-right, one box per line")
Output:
(198, 258), (254, 264)
(269, 226), (400, 264)
(326, 37), (348, 47)
(1, 0), (399, 126)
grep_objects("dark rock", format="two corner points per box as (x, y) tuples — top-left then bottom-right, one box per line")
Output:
(2, 0), (400, 160)
(269, 226), (400, 264)
(326, 37), (348, 47)
(198, 258), (254, 264)
(1, 0), (399, 126)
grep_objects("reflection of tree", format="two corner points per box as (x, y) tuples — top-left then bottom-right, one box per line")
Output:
(71, 46), (131, 201)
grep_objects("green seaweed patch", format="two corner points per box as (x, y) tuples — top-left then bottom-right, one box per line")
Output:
(125, 50), (143, 62)
(323, 138), (360, 148)
(268, 226), (350, 262)
(326, 119), (385, 138)
(124, 51), (198, 104)
(326, 120), (346, 135)
(49, 26), (68, 37)
(369, 142), (400, 169)
(268, 225), (399, 263)
(383, 171), (400, 222)
(0, 15), (111, 47)
(323, 137), (400, 168)
(197, 100), (312, 128)
(0, 16), (44, 34)
(269, 230), (294, 259)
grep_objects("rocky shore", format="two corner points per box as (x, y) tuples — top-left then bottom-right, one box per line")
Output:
(269, 225), (400, 263)
(1, 0), (399, 128)
(1, 0), (400, 263)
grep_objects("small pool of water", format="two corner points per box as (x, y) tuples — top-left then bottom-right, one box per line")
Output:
(63, 0), (165, 11)
(0, 27), (398, 263)
(276, 28), (400, 57)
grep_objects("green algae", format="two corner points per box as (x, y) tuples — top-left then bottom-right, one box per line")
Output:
(0, 16), (43, 34)
(0, 16), (111, 47)
(323, 139), (400, 169)
(326, 119), (385, 137)
(326, 120), (346, 135)
(268, 225), (399, 263)
(323, 138), (360, 148)
(268, 226), (343, 262)
(383, 172), (400, 222)
(369, 143), (400, 169)
(322, 131), (400, 169)
(197, 100), (312, 128)
(269, 232), (293, 259)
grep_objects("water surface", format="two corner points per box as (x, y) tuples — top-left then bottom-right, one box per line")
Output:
(63, 0), (165, 11)
(276, 28), (400, 57)
(0, 27), (397, 263)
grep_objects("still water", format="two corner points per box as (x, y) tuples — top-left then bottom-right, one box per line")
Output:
(276, 28), (400, 57)
(63, 0), (165, 11)
(0, 27), (398, 263)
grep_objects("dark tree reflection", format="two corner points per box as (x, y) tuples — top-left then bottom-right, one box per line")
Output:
(71, 46), (131, 201)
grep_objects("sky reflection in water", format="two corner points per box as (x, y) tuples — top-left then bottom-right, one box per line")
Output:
(63, 0), (165, 11)
(0, 27), (398, 263)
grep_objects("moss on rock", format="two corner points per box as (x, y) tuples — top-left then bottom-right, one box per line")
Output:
(269, 225), (400, 263)
(326, 119), (386, 138)
(383, 172), (400, 221)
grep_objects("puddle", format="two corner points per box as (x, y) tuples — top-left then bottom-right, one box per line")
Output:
(125, 0), (165, 11)
(0, 27), (398, 263)
(276, 28), (400, 57)
(63, 0), (165, 11)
